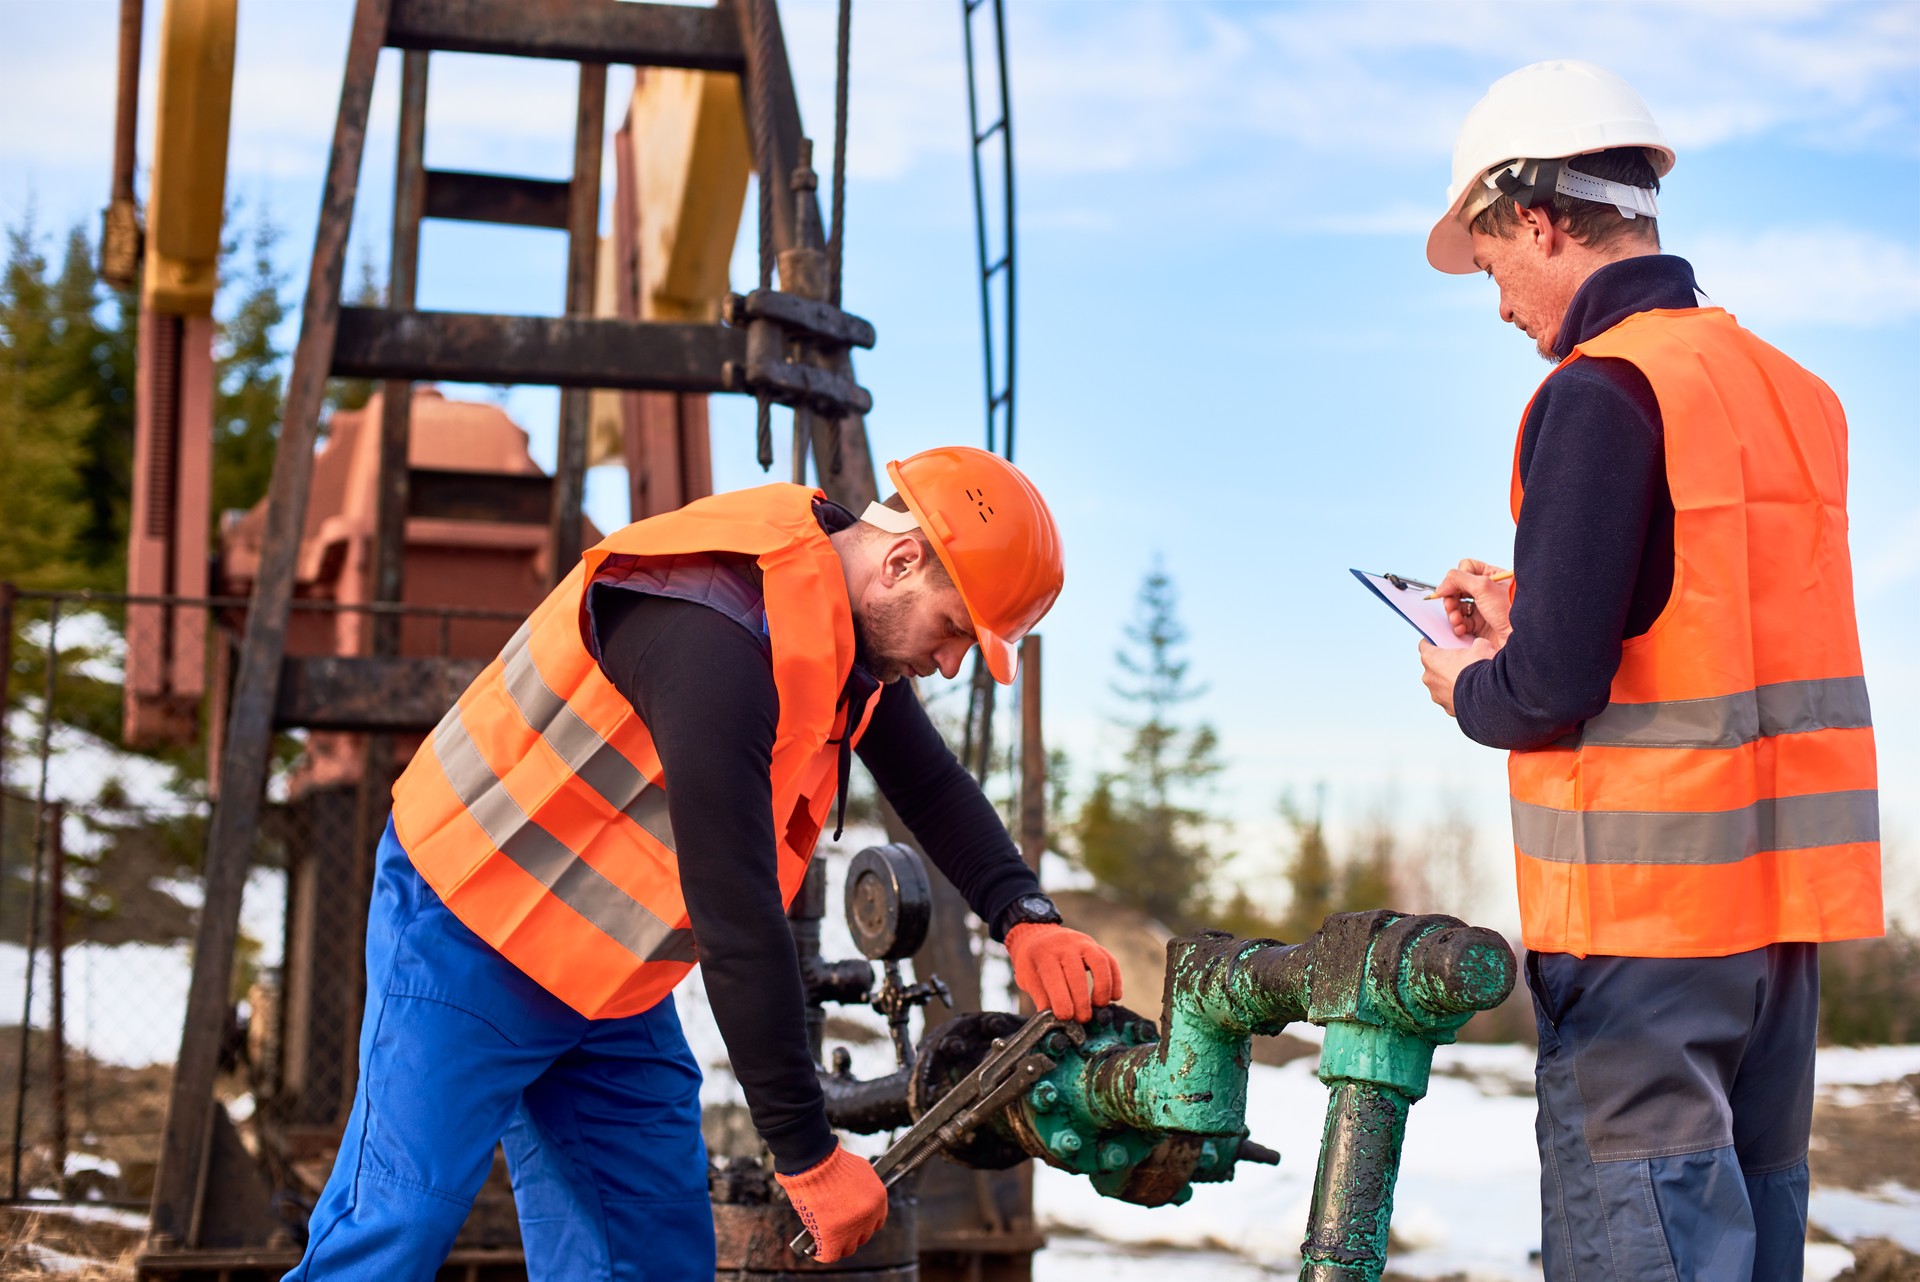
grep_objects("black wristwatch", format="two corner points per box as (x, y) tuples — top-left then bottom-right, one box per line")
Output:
(997, 893), (1063, 939)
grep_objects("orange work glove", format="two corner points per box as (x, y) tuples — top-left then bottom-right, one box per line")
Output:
(1006, 922), (1122, 1023)
(774, 1141), (888, 1263)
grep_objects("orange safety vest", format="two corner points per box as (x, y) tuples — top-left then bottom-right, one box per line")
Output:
(390, 484), (876, 1018)
(1508, 307), (1882, 958)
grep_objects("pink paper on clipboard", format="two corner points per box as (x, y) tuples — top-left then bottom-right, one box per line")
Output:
(1350, 570), (1471, 649)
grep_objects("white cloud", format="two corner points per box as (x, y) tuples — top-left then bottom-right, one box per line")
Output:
(7, 1), (1915, 216)
(776, 0), (1920, 185)
(1691, 226), (1920, 328)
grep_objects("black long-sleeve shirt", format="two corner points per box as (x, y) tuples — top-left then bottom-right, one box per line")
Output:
(590, 508), (1040, 1174)
(1454, 255), (1707, 749)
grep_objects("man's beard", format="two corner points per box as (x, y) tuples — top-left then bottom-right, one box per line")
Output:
(852, 591), (918, 683)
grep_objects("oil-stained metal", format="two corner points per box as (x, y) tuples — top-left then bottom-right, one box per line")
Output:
(101, 0), (146, 290)
(845, 844), (934, 962)
(713, 1158), (918, 1279)
(1301, 1080), (1411, 1282)
(422, 168), (572, 230)
(792, 1011), (1083, 1259)
(331, 307), (746, 393)
(406, 467), (555, 525)
(790, 846), (952, 1132)
(273, 656), (486, 732)
(820, 1054), (914, 1135)
(385, 0), (747, 71)
(148, 0), (396, 1244)
(727, 138), (877, 431)
(732, 288), (877, 351)
(901, 911), (1513, 1280)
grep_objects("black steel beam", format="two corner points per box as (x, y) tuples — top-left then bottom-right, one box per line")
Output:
(148, 0), (395, 1247)
(332, 308), (744, 392)
(275, 656), (486, 732)
(386, 0), (746, 70)
(408, 467), (552, 525)
(423, 169), (571, 230)
(548, 61), (607, 585)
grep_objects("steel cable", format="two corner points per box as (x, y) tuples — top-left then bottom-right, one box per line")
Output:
(829, 0), (851, 308)
(750, 0), (777, 470)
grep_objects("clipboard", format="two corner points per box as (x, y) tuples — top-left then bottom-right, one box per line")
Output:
(1351, 570), (1471, 649)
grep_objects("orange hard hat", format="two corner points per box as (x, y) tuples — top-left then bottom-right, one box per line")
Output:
(880, 447), (1063, 684)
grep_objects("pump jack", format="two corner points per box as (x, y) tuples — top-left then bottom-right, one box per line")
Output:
(109, 4), (1524, 1280)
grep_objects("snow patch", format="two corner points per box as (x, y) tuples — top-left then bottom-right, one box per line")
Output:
(1814, 1044), (1920, 1087)
(1807, 1182), (1920, 1252)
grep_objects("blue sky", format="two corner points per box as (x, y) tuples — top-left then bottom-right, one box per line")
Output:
(4, 0), (1916, 930)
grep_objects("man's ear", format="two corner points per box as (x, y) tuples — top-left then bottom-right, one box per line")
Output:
(880, 535), (924, 585)
(1518, 203), (1561, 256)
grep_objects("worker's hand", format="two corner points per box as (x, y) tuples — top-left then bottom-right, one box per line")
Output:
(775, 1142), (888, 1263)
(1433, 559), (1513, 647)
(1006, 923), (1122, 1023)
(1420, 636), (1498, 717)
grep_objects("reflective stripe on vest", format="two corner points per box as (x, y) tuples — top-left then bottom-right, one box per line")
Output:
(391, 484), (863, 1018)
(1506, 308), (1882, 958)
(1566, 674), (1872, 750)
(1510, 789), (1879, 866)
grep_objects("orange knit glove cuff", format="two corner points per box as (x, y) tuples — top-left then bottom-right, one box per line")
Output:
(1006, 922), (1123, 1023)
(774, 1141), (888, 1264)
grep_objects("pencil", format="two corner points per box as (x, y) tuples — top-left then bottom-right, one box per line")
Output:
(1424, 569), (1513, 600)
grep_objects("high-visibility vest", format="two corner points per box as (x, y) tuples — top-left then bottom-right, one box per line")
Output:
(390, 484), (877, 1018)
(1508, 307), (1882, 958)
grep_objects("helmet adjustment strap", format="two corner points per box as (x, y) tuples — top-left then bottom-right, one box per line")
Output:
(1486, 158), (1660, 221)
(859, 502), (921, 535)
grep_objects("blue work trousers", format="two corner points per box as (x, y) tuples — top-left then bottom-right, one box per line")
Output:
(283, 818), (715, 1282)
(1528, 945), (1818, 1282)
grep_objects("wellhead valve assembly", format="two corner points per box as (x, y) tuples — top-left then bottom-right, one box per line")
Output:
(774, 846), (1517, 1281)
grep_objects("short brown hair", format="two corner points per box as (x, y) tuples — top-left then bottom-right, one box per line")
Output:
(871, 493), (953, 587)
(1470, 146), (1661, 254)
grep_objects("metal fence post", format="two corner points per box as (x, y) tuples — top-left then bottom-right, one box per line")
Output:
(9, 596), (57, 1199)
(0, 581), (13, 899)
(48, 799), (68, 1194)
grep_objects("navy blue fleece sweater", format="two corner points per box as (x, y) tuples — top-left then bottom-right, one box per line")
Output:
(589, 502), (1041, 1175)
(1453, 254), (1706, 750)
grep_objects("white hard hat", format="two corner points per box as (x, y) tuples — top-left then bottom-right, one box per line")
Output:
(1427, 60), (1675, 274)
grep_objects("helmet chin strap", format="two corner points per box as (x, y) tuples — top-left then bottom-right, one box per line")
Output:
(859, 502), (921, 534)
(1486, 158), (1660, 220)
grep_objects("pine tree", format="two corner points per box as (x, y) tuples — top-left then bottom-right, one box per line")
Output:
(1277, 786), (1335, 941)
(0, 217), (94, 588)
(212, 209), (289, 523)
(1074, 562), (1224, 930)
(51, 225), (135, 580)
(1337, 807), (1399, 916)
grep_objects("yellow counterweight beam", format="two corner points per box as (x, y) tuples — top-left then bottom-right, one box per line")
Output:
(144, 0), (237, 316)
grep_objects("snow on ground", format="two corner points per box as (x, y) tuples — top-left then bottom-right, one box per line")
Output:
(1034, 1048), (1544, 1281)
(4, 799), (1913, 1278)
(1814, 1043), (1920, 1087)
(0, 868), (285, 1068)
(1029, 1041), (1920, 1279)
(671, 846), (1920, 1279)
(3, 705), (199, 826)
(1808, 1182), (1920, 1252)
(1034, 1234), (1289, 1281)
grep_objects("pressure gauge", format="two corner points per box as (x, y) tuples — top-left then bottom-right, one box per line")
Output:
(844, 843), (933, 961)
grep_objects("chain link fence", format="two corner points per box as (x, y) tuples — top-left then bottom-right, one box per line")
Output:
(0, 586), (519, 1211)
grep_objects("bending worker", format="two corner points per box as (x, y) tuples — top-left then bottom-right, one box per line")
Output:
(285, 446), (1122, 1278)
(1416, 62), (1882, 1280)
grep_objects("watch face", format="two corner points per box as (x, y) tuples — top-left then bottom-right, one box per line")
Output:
(1016, 895), (1059, 920)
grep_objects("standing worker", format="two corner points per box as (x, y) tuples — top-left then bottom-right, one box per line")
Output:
(1415, 62), (1882, 1281)
(285, 446), (1123, 1279)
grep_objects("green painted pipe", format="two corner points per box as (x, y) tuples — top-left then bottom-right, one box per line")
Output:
(984, 910), (1514, 1279)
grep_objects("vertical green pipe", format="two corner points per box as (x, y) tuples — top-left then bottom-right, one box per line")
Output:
(1300, 1080), (1413, 1282)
